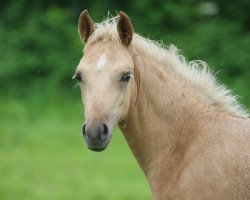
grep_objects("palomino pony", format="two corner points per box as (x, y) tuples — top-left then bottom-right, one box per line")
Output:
(74, 10), (250, 200)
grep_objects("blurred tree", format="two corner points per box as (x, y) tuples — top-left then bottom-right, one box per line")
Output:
(0, 0), (249, 106)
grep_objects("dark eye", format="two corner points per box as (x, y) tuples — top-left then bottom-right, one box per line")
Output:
(74, 73), (82, 82)
(121, 73), (131, 82)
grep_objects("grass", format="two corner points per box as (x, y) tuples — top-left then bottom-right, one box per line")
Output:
(0, 94), (151, 200)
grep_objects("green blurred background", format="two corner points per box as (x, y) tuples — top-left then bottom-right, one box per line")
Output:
(0, 0), (249, 199)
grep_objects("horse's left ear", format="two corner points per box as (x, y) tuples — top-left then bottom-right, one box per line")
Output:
(117, 12), (133, 46)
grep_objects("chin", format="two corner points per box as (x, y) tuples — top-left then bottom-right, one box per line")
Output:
(87, 145), (107, 152)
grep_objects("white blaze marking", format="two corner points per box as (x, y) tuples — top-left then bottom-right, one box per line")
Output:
(96, 54), (107, 70)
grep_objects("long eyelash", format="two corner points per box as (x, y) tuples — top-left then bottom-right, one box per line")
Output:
(74, 83), (80, 88)
(73, 75), (82, 88)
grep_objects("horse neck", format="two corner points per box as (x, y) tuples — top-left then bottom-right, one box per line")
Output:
(119, 48), (210, 177)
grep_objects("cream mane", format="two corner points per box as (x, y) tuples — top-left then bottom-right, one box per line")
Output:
(85, 16), (249, 118)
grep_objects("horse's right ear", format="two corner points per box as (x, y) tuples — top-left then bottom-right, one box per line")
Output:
(78, 10), (94, 43)
(117, 12), (133, 46)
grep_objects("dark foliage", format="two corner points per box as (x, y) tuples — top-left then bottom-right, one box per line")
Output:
(0, 0), (249, 107)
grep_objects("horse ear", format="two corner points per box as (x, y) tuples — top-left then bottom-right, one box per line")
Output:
(78, 10), (94, 43)
(117, 12), (133, 46)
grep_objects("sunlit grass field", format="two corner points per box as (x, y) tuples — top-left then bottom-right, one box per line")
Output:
(0, 93), (151, 200)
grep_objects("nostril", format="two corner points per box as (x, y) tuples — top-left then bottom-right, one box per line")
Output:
(103, 124), (108, 136)
(82, 124), (86, 136)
